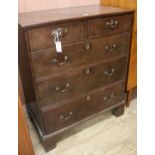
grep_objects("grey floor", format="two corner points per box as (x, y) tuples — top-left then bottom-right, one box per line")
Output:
(25, 99), (137, 155)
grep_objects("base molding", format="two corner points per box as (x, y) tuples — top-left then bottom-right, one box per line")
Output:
(29, 101), (125, 152)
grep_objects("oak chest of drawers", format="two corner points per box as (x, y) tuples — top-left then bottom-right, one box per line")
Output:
(19, 5), (134, 152)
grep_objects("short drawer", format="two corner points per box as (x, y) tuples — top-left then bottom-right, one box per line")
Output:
(31, 33), (130, 80)
(41, 82), (126, 134)
(36, 57), (127, 107)
(89, 14), (133, 39)
(28, 21), (87, 51)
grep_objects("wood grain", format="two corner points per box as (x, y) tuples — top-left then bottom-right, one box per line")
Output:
(31, 33), (130, 80)
(100, 0), (137, 91)
(36, 57), (127, 107)
(18, 79), (34, 155)
(89, 14), (133, 39)
(42, 82), (126, 134)
(27, 100), (137, 155)
(18, 5), (133, 28)
(28, 21), (87, 51)
(19, 5), (133, 151)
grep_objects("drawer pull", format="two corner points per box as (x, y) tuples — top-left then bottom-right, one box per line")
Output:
(86, 95), (91, 101)
(52, 28), (68, 41)
(104, 94), (114, 102)
(52, 55), (68, 66)
(105, 44), (117, 52)
(106, 19), (118, 29)
(59, 111), (73, 120)
(56, 83), (70, 93)
(85, 68), (91, 75)
(104, 68), (115, 77)
(86, 43), (90, 50)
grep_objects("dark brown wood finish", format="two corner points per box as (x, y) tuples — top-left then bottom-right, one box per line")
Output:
(41, 99), (126, 152)
(113, 104), (125, 116)
(18, 26), (45, 133)
(18, 26), (35, 103)
(42, 82), (126, 134)
(100, 0), (137, 107)
(89, 14), (133, 39)
(31, 32), (130, 80)
(28, 21), (87, 51)
(18, 5), (134, 152)
(36, 57), (127, 107)
(19, 5), (133, 29)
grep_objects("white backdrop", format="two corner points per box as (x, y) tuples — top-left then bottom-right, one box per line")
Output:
(19, 0), (100, 13)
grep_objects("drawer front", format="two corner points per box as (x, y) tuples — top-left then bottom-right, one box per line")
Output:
(89, 14), (133, 39)
(36, 57), (127, 107)
(42, 82), (126, 134)
(31, 33), (130, 80)
(28, 21), (87, 51)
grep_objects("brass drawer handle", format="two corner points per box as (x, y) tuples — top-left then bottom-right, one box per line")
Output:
(59, 111), (73, 120)
(106, 19), (118, 29)
(104, 68), (115, 77)
(104, 94), (114, 102)
(84, 68), (91, 75)
(86, 43), (90, 50)
(52, 55), (69, 66)
(105, 44), (117, 52)
(56, 83), (70, 93)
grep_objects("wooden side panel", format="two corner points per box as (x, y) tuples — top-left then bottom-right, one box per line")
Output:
(18, 93), (34, 155)
(18, 25), (36, 103)
(18, 26), (45, 133)
(100, 0), (137, 90)
(127, 32), (137, 90)
(18, 71), (26, 105)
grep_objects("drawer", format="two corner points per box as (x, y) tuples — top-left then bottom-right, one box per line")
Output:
(42, 82), (126, 134)
(89, 14), (133, 39)
(36, 57), (127, 107)
(31, 33), (130, 80)
(28, 21), (87, 51)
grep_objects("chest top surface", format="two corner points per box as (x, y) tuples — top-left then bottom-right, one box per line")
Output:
(18, 5), (133, 29)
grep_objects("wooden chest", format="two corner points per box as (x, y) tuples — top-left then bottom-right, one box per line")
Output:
(19, 5), (134, 152)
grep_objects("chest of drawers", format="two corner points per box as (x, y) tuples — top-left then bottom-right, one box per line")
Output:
(19, 5), (134, 152)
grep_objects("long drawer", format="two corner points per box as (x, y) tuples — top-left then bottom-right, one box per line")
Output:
(28, 21), (87, 51)
(31, 33), (130, 80)
(89, 14), (133, 39)
(36, 57), (127, 107)
(41, 82), (126, 134)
